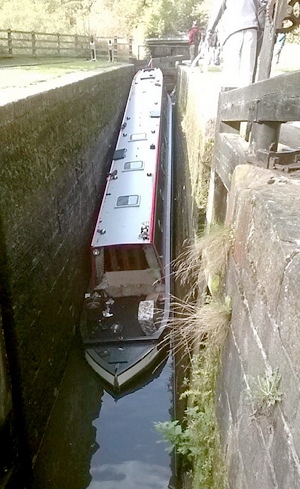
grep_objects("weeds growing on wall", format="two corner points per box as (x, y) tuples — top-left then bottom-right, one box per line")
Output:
(155, 344), (228, 489)
(248, 367), (282, 417)
(156, 224), (233, 488)
(181, 105), (214, 213)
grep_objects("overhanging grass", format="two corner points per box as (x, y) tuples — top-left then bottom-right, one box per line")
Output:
(174, 224), (233, 299)
(156, 226), (233, 488)
(155, 342), (228, 489)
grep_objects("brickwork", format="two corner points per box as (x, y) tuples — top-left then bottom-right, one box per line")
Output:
(0, 65), (133, 461)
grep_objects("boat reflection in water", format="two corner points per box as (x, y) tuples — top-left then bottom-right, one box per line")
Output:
(87, 352), (174, 489)
(31, 343), (175, 489)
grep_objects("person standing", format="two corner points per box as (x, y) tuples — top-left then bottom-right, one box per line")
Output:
(207, 30), (220, 65)
(206, 0), (263, 87)
(188, 20), (201, 64)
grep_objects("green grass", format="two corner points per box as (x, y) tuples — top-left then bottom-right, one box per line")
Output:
(18, 59), (120, 73)
(0, 58), (131, 90)
(0, 57), (128, 73)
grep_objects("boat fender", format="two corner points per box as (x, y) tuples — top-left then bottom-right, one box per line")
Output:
(138, 300), (157, 335)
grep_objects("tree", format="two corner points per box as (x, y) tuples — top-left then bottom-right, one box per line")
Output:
(141, 0), (211, 37)
(0, 0), (211, 37)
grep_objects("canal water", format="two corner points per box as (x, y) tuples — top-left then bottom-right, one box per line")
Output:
(31, 94), (191, 489)
(31, 338), (175, 489)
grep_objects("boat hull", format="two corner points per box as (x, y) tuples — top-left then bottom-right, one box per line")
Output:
(85, 339), (166, 389)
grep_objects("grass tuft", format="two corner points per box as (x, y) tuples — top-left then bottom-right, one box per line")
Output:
(165, 295), (231, 357)
(174, 224), (233, 299)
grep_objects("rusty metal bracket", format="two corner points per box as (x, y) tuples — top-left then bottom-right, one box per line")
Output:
(256, 148), (300, 172)
(267, 0), (300, 32)
(282, 0), (300, 32)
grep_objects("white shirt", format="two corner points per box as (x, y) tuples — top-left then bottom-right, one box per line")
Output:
(207, 0), (261, 45)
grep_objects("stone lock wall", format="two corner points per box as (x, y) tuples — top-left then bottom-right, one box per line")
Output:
(0, 65), (133, 464)
(220, 165), (300, 488)
(176, 67), (300, 488)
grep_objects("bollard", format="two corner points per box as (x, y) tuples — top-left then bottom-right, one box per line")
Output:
(89, 36), (96, 61)
(108, 39), (113, 62)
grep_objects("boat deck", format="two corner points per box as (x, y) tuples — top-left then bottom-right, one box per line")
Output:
(82, 296), (165, 344)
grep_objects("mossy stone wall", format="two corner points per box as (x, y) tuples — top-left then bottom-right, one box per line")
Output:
(0, 65), (133, 463)
(176, 66), (300, 488)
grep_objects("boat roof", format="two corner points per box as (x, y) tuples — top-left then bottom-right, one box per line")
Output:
(91, 68), (164, 249)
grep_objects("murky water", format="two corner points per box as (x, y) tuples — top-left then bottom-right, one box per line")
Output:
(31, 339), (175, 489)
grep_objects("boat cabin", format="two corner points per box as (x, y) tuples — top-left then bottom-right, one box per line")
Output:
(84, 67), (169, 337)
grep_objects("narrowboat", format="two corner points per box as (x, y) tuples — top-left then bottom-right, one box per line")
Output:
(80, 67), (173, 390)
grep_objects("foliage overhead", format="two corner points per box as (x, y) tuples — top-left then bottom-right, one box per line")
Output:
(0, 0), (211, 38)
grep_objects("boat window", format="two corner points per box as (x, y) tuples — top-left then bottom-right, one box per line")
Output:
(150, 110), (160, 118)
(129, 133), (147, 141)
(116, 195), (140, 207)
(123, 161), (144, 171)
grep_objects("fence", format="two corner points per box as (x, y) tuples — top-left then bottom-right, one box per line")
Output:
(0, 29), (133, 60)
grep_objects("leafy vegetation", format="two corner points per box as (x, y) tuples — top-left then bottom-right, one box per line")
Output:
(155, 345), (229, 489)
(0, 0), (211, 38)
(249, 367), (283, 417)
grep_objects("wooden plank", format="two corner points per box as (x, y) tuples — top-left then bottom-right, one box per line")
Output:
(215, 134), (249, 190)
(109, 248), (119, 271)
(218, 72), (300, 123)
(122, 247), (131, 270)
